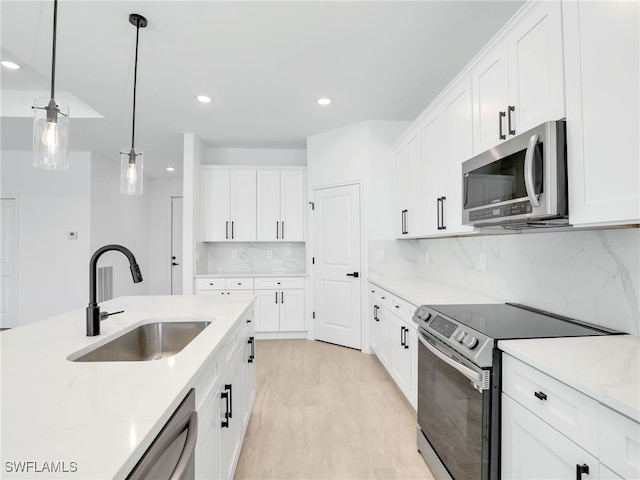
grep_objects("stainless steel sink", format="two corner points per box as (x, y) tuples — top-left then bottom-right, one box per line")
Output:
(71, 320), (211, 362)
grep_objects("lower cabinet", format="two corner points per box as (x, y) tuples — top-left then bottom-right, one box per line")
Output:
(368, 283), (417, 409)
(194, 305), (256, 480)
(501, 353), (639, 480)
(254, 277), (305, 334)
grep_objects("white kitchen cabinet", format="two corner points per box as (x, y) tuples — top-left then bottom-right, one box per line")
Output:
(394, 127), (425, 237)
(472, 1), (564, 154)
(369, 286), (392, 369)
(389, 314), (412, 399)
(257, 169), (305, 241)
(195, 277), (254, 296)
(254, 277), (305, 334)
(502, 394), (600, 480)
(219, 366), (240, 480)
(563, 0), (640, 227)
(422, 109), (446, 234)
(200, 168), (257, 241)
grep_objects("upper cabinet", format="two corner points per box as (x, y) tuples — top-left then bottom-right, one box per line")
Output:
(394, 128), (425, 237)
(472, 1), (564, 154)
(257, 169), (305, 241)
(201, 168), (257, 242)
(563, 0), (640, 227)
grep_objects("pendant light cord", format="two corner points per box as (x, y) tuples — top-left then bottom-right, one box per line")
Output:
(131, 18), (141, 150)
(50, 0), (58, 99)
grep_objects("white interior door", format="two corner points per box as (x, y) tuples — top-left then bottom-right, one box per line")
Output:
(313, 184), (361, 349)
(0, 198), (18, 328)
(171, 196), (183, 295)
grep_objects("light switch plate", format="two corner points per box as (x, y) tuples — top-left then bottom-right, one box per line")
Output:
(231, 250), (238, 260)
(477, 253), (487, 271)
(267, 250), (273, 259)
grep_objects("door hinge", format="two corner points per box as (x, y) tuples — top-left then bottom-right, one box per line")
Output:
(309, 201), (315, 210)
(312, 311), (315, 319)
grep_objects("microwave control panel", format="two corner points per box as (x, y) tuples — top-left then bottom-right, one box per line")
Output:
(469, 201), (532, 222)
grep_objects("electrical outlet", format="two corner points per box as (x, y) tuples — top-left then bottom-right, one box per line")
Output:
(424, 251), (430, 264)
(477, 253), (487, 271)
(267, 250), (273, 259)
(231, 250), (238, 260)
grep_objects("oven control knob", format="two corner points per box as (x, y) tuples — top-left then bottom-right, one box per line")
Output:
(454, 330), (466, 343)
(463, 335), (479, 349)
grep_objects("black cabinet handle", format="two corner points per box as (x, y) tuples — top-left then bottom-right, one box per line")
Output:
(221, 390), (230, 428)
(400, 326), (405, 346)
(404, 327), (409, 349)
(248, 336), (255, 363)
(281, 291), (284, 303)
(508, 105), (515, 135)
(534, 391), (547, 401)
(346, 272), (359, 278)
(576, 464), (589, 480)
(281, 221), (285, 239)
(276, 221), (279, 239)
(373, 305), (379, 321)
(231, 221), (234, 239)
(440, 196), (446, 230)
(225, 221), (229, 240)
(275, 291), (278, 304)
(436, 198), (441, 230)
(499, 111), (506, 139)
(247, 317), (252, 323)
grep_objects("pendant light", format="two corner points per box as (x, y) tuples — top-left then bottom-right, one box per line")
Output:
(33, 0), (69, 170)
(120, 13), (147, 195)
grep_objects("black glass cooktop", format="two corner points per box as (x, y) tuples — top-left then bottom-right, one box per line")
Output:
(427, 303), (619, 340)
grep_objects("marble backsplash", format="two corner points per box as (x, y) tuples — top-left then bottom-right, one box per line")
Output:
(369, 228), (640, 335)
(196, 242), (306, 275)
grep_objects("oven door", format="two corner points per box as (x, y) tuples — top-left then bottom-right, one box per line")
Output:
(417, 328), (491, 480)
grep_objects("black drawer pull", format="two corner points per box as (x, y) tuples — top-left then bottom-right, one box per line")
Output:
(576, 463), (589, 480)
(534, 391), (547, 401)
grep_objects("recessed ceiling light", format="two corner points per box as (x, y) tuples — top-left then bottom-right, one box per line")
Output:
(317, 97), (331, 106)
(166, 167), (175, 172)
(1, 60), (20, 70)
(196, 95), (212, 103)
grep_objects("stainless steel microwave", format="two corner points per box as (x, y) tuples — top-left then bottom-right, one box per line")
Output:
(462, 120), (568, 228)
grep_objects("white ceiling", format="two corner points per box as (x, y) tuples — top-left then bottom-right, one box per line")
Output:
(1, 0), (524, 179)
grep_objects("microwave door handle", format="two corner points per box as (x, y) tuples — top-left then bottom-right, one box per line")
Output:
(417, 330), (482, 385)
(524, 133), (541, 207)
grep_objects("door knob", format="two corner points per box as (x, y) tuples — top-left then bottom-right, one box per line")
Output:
(346, 272), (359, 278)
(172, 262), (179, 266)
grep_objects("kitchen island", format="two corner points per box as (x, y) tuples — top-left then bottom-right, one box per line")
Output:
(0, 294), (255, 479)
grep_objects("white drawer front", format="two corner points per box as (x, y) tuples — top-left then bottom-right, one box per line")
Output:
(390, 296), (417, 322)
(196, 278), (226, 291)
(192, 357), (220, 411)
(502, 354), (599, 455)
(599, 405), (640, 479)
(255, 277), (303, 289)
(225, 277), (254, 290)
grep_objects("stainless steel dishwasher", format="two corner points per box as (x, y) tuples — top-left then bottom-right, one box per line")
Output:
(127, 389), (198, 480)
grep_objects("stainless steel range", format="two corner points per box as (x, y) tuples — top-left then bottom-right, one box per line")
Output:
(412, 303), (619, 480)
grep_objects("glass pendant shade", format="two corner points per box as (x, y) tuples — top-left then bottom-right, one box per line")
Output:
(120, 148), (144, 195)
(33, 97), (69, 170)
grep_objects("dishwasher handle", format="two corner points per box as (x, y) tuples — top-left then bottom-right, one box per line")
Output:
(128, 409), (198, 480)
(417, 330), (484, 387)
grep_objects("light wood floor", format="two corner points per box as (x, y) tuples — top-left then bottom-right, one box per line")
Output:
(234, 339), (433, 480)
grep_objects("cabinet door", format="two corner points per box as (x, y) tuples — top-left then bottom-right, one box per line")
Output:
(375, 306), (392, 368)
(201, 169), (230, 241)
(472, 42), (509, 154)
(389, 315), (411, 398)
(394, 143), (409, 237)
(443, 78), (475, 234)
(507, 1), (564, 135)
(246, 336), (256, 416)
(229, 170), (256, 241)
(407, 326), (418, 410)
(502, 394), (599, 480)
(195, 390), (220, 480)
(219, 370), (240, 480)
(406, 129), (424, 236)
(256, 170), (281, 241)
(422, 110), (446, 234)
(255, 290), (280, 332)
(564, 0), (640, 226)
(280, 170), (305, 241)
(279, 289), (305, 331)
(237, 348), (249, 434)
(369, 296), (380, 353)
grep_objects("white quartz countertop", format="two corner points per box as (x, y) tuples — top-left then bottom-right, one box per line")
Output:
(195, 272), (307, 278)
(499, 335), (640, 423)
(368, 273), (503, 306)
(0, 294), (255, 479)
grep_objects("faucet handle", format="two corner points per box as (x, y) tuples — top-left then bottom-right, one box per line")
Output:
(99, 310), (124, 321)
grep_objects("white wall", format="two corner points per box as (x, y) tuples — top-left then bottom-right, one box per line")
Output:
(206, 147), (306, 166)
(146, 179), (183, 294)
(0, 151), (91, 324)
(90, 154), (149, 299)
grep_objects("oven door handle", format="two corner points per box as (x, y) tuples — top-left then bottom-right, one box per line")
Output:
(524, 132), (541, 207)
(418, 331), (483, 385)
